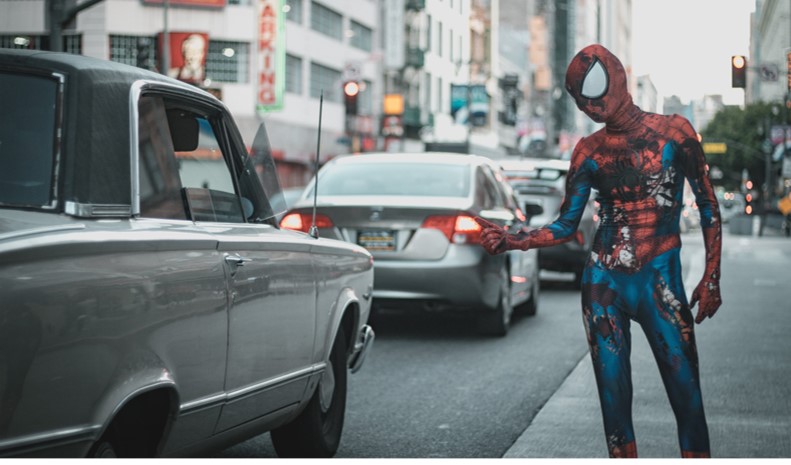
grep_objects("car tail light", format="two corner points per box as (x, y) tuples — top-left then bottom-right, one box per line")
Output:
(574, 230), (585, 245)
(422, 214), (483, 245)
(280, 212), (334, 233)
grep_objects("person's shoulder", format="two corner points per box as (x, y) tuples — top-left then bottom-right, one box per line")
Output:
(664, 113), (697, 139)
(569, 132), (602, 168)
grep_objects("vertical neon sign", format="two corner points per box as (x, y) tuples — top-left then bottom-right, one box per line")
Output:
(257, 0), (284, 112)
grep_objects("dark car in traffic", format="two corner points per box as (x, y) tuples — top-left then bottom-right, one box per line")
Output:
(499, 157), (598, 286)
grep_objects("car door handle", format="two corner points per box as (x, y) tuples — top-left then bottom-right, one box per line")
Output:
(224, 254), (252, 266)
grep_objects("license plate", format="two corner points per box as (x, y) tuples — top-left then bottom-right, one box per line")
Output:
(357, 230), (396, 251)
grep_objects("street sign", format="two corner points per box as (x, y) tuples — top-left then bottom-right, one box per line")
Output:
(703, 142), (727, 154)
(759, 64), (780, 82)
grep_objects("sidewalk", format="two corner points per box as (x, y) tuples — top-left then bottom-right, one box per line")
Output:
(504, 231), (791, 458)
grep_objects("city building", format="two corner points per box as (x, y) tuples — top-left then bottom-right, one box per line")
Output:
(635, 74), (658, 114)
(747, 0), (791, 105)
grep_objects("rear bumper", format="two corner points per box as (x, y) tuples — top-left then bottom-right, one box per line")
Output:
(349, 324), (374, 373)
(370, 245), (501, 311)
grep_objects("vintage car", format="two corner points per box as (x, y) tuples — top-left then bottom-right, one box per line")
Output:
(0, 49), (374, 458)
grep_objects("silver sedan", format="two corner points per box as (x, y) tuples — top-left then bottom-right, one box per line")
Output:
(281, 152), (541, 337)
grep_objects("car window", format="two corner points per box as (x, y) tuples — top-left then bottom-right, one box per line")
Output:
(313, 162), (470, 197)
(480, 166), (504, 208)
(0, 71), (59, 208)
(475, 168), (494, 209)
(137, 94), (252, 223)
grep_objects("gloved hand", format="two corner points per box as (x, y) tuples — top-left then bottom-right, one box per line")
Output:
(475, 217), (530, 255)
(689, 278), (721, 324)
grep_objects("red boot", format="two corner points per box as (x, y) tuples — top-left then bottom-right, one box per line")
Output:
(610, 441), (638, 458)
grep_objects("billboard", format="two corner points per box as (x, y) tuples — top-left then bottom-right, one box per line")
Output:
(450, 84), (489, 127)
(159, 32), (209, 85)
(143, 0), (226, 8)
(256, 0), (285, 112)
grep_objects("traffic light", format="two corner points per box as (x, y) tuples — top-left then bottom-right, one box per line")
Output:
(731, 55), (747, 88)
(343, 80), (359, 115)
(745, 188), (753, 215)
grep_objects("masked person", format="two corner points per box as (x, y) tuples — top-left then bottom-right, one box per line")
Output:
(476, 44), (722, 458)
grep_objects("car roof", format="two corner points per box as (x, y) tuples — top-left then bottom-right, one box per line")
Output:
(328, 152), (496, 167)
(499, 157), (570, 172)
(0, 48), (219, 210)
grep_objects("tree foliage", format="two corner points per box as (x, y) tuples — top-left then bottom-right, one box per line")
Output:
(701, 101), (786, 191)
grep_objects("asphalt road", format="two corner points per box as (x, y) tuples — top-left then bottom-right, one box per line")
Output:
(217, 278), (590, 458)
(217, 227), (791, 459)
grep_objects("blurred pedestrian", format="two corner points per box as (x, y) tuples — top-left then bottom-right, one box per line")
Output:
(476, 44), (722, 458)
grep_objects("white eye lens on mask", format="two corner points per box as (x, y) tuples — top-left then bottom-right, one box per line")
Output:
(580, 59), (608, 99)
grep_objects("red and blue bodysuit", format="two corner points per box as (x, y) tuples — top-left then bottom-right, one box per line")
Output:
(477, 44), (722, 458)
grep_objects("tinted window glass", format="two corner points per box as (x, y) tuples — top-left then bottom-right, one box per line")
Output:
(138, 96), (188, 220)
(314, 162), (470, 197)
(0, 72), (58, 208)
(138, 94), (265, 224)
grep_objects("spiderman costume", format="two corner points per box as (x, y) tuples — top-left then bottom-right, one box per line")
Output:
(477, 44), (722, 458)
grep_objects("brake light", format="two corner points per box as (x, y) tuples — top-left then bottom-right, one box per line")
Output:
(422, 214), (482, 245)
(280, 212), (334, 233)
(574, 230), (585, 245)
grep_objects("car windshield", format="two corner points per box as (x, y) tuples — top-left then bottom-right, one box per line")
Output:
(503, 168), (564, 182)
(0, 71), (58, 208)
(314, 162), (470, 197)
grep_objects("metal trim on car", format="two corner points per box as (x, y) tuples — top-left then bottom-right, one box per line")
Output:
(129, 80), (226, 218)
(64, 201), (132, 218)
(349, 324), (374, 374)
(0, 424), (101, 457)
(179, 364), (326, 414)
(48, 71), (65, 211)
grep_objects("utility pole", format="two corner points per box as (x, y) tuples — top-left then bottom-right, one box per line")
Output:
(48, 0), (105, 52)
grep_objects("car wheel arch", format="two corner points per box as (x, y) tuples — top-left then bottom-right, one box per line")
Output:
(90, 382), (179, 457)
(323, 287), (361, 362)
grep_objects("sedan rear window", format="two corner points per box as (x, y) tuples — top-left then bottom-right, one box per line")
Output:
(0, 71), (59, 208)
(315, 162), (470, 197)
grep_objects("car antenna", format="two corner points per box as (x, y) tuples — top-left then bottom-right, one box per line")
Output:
(308, 90), (323, 239)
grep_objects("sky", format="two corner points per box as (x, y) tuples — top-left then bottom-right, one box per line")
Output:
(631, 0), (756, 106)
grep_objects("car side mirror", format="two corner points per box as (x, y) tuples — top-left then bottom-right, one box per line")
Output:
(523, 202), (544, 221)
(167, 109), (199, 152)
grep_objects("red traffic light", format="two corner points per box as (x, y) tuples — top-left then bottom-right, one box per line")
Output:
(343, 81), (360, 97)
(731, 55), (747, 88)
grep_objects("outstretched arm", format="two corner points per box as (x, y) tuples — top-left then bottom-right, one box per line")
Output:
(676, 117), (722, 323)
(477, 140), (594, 255)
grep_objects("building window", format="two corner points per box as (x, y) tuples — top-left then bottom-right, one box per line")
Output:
(426, 15), (432, 52)
(64, 34), (82, 54)
(286, 53), (303, 94)
(449, 28), (453, 62)
(437, 21), (443, 58)
(110, 35), (155, 69)
(349, 20), (372, 52)
(285, 0), (302, 23)
(310, 61), (342, 102)
(425, 72), (432, 112)
(311, 2), (343, 41)
(206, 40), (249, 83)
(2, 34), (81, 54)
(359, 79), (373, 114)
(437, 76), (443, 113)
